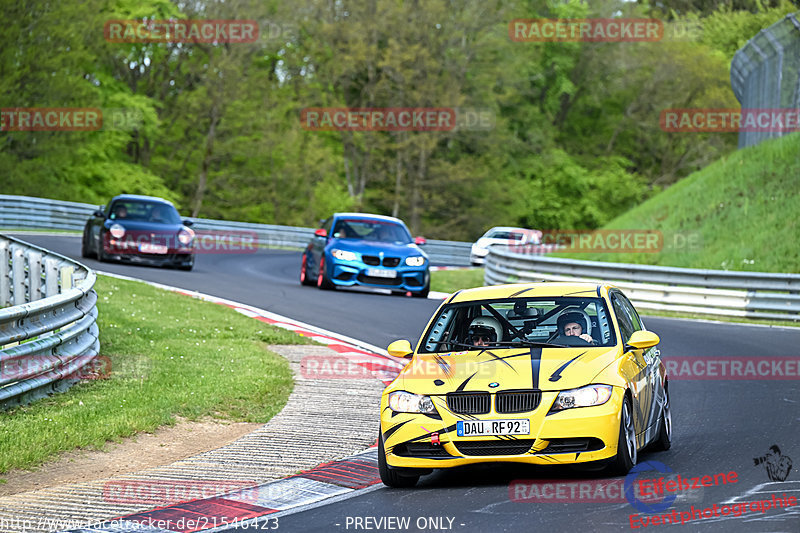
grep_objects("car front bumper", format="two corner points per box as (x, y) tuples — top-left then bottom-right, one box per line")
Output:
(327, 259), (429, 292)
(381, 387), (624, 469)
(104, 240), (194, 267)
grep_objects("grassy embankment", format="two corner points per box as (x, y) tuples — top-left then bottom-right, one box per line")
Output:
(0, 275), (310, 475)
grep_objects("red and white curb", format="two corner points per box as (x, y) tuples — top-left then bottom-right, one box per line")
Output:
(62, 449), (384, 533)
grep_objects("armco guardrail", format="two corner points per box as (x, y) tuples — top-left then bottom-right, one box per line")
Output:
(0, 195), (473, 265)
(731, 12), (800, 148)
(485, 247), (800, 321)
(0, 234), (99, 409)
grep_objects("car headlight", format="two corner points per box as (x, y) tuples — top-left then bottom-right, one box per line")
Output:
(405, 256), (425, 266)
(178, 228), (194, 245)
(388, 391), (437, 414)
(109, 224), (125, 239)
(331, 249), (358, 261)
(549, 384), (613, 413)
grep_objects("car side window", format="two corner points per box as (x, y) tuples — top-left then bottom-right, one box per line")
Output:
(322, 218), (333, 234)
(618, 293), (643, 332)
(611, 294), (635, 344)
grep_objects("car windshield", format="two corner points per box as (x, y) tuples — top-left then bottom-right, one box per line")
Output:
(487, 231), (525, 241)
(332, 219), (412, 243)
(419, 297), (616, 353)
(108, 200), (182, 225)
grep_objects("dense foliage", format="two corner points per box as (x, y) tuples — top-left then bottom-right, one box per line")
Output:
(0, 0), (794, 239)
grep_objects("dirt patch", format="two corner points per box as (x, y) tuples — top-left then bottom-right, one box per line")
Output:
(0, 418), (261, 497)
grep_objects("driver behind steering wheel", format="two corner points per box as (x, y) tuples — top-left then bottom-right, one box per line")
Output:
(556, 309), (597, 345)
(467, 316), (502, 347)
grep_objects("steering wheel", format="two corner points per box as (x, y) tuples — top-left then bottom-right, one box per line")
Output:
(552, 334), (592, 347)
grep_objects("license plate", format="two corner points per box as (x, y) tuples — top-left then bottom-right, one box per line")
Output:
(139, 243), (168, 254)
(366, 268), (397, 278)
(457, 419), (530, 437)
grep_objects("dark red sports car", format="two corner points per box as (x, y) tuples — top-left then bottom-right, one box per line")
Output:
(81, 194), (195, 270)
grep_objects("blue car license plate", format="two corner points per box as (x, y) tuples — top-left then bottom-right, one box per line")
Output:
(366, 268), (397, 278)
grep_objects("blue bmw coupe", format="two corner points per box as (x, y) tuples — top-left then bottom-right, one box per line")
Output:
(300, 213), (430, 297)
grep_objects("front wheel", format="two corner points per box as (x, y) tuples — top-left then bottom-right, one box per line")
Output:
(378, 430), (419, 488)
(300, 254), (315, 286)
(607, 395), (637, 475)
(81, 229), (93, 258)
(411, 283), (430, 298)
(96, 235), (108, 262)
(650, 386), (672, 451)
(316, 257), (334, 290)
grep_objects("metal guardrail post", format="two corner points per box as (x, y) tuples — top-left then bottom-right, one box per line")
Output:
(731, 11), (800, 148)
(0, 234), (100, 410)
(484, 247), (800, 321)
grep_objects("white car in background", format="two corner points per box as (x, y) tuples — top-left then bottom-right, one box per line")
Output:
(470, 226), (541, 265)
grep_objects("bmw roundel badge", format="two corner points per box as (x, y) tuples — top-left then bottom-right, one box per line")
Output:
(489, 382), (500, 388)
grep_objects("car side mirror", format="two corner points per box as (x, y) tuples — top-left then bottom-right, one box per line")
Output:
(387, 339), (413, 359)
(625, 330), (660, 351)
(93, 209), (105, 217)
(414, 236), (426, 245)
(182, 219), (194, 227)
(314, 228), (328, 238)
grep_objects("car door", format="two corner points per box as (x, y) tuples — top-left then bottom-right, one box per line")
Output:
(617, 293), (663, 440)
(610, 291), (651, 444)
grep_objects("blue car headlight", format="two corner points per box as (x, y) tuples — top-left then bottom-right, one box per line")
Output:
(331, 249), (358, 261)
(405, 256), (425, 266)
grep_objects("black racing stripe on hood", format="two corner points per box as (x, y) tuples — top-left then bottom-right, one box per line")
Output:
(383, 420), (411, 440)
(530, 347), (543, 389)
(486, 351), (533, 362)
(548, 351), (588, 382)
(432, 353), (454, 377)
(456, 372), (478, 392)
(482, 350), (516, 371)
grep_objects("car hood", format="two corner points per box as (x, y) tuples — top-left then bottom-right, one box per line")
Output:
(105, 220), (185, 233)
(329, 239), (426, 258)
(397, 346), (620, 393)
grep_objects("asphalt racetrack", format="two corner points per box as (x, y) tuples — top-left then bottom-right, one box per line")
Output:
(17, 234), (800, 533)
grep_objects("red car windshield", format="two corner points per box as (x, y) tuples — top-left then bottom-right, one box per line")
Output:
(109, 201), (182, 225)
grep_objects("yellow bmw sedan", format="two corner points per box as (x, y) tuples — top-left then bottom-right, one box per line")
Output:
(379, 282), (670, 487)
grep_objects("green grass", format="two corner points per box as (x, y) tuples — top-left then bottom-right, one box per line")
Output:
(431, 268), (485, 294)
(0, 275), (310, 474)
(550, 132), (800, 272)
